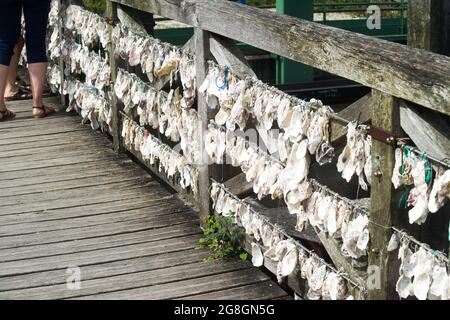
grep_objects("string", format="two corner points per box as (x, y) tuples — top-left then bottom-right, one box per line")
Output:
(211, 179), (368, 293)
(216, 66), (230, 91)
(391, 227), (449, 265)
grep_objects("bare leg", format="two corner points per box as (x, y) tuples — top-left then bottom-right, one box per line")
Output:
(4, 37), (24, 98)
(0, 64), (16, 120)
(0, 64), (10, 110)
(28, 62), (49, 116)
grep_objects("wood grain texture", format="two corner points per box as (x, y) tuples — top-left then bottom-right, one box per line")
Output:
(0, 97), (287, 300)
(330, 93), (372, 145)
(195, 27), (212, 226)
(368, 90), (400, 300)
(112, 0), (450, 115)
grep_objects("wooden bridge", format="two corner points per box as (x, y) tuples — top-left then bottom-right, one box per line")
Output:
(0, 97), (290, 300)
(0, 0), (449, 300)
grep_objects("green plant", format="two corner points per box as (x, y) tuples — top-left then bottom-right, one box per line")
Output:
(199, 214), (248, 262)
(82, 0), (106, 14)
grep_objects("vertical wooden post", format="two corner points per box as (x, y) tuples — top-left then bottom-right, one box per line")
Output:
(407, 0), (450, 253)
(58, 0), (66, 106)
(368, 90), (400, 300)
(195, 28), (211, 227)
(408, 0), (450, 55)
(105, 1), (121, 153)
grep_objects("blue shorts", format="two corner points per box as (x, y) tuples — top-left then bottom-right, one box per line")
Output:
(0, 0), (51, 66)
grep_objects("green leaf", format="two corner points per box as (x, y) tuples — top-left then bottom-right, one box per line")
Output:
(239, 252), (248, 261)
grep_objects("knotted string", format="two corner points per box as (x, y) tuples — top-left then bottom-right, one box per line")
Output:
(216, 66), (230, 91)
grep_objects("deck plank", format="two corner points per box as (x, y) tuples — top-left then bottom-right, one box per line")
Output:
(0, 98), (289, 300)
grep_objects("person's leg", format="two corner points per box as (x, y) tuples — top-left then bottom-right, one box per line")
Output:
(0, 0), (22, 117)
(22, 0), (53, 117)
(4, 37), (25, 98)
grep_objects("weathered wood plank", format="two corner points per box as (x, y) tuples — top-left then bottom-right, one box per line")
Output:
(106, 1), (122, 153)
(74, 268), (270, 300)
(0, 141), (112, 161)
(181, 281), (288, 300)
(112, 0), (450, 114)
(314, 228), (367, 288)
(368, 90), (400, 300)
(0, 125), (89, 140)
(209, 34), (256, 78)
(195, 27), (212, 226)
(0, 128), (109, 149)
(400, 101), (450, 161)
(117, 4), (149, 35)
(0, 222), (198, 263)
(0, 235), (201, 277)
(0, 173), (150, 198)
(2, 260), (251, 300)
(0, 96), (287, 301)
(0, 178), (153, 208)
(223, 173), (253, 197)
(0, 211), (193, 249)
(0, 164), (143, 189)
(0, 157), (134, 181)
(0, 153), (126, 174)
(0, 196), (174, 225)
(0, 204), (190, 237)
(330, 93), (372, 144)
(408, 0), (450, 55)
(0, 247), (208, 292)
(0, 184), (157, 216)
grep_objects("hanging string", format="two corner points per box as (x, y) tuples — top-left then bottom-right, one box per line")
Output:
(392, 227), (449, 265)
(210, 179), (368, 293)
(216, 66), (230, 91)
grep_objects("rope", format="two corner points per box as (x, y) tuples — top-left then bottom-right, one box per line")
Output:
(211, 179), (368, 293)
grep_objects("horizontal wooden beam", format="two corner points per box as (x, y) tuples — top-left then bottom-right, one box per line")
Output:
(400, 100), (450, 161)
(209, 34), (256, 78)
(112, 0), (450, 115)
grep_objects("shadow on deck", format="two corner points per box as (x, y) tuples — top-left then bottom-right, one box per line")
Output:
(0, 97), (289, 300)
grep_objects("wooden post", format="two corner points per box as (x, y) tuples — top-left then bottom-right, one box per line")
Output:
(407, 0), (450, 254)
(368, 90), (400, 300)
(58, 0), (66, 106)
(408, 0), (450, 55)
(195, 28), (211, 227)
(105, 1), (121, 153)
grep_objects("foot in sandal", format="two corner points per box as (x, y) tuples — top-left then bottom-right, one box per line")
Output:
(4, 87), (32, 101)
(32, 105), (56, 119)
(0, 107), (16, 121)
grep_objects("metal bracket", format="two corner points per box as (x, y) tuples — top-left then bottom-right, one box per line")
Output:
(370, 126), (397, 146)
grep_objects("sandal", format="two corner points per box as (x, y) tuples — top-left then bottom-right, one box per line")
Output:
(15, 76), (31, 91)
(32, 105), (56, 119)
(0, 108), (16, 121)
(4, 87), (32, 101)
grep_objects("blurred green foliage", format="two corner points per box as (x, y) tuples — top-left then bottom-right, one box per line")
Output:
(82, 0), (106, 14)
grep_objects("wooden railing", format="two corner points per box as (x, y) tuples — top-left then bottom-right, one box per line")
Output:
(58, 0), (450, 300)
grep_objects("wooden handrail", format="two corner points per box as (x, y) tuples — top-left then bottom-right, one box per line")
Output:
(110, 0), (450, 116)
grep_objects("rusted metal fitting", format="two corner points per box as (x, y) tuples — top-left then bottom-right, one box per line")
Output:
(386, 136), (395, 144)
(374, 170), (383, 178)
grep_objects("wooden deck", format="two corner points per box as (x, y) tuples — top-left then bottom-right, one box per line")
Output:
(0, 97), (289, 300)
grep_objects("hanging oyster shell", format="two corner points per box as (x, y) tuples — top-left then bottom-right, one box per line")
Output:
(396, 275), (413, 299)
(428, 169), (450, 213)
(251, 242), (264, 267)
(387, 233), (399, 252)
